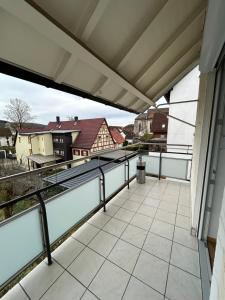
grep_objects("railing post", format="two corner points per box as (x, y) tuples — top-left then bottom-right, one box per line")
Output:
(98, 166), (106, 212)
(125, 157), (130, 189)
(159, 148), (162, 180)
(36, 192), (52, 265)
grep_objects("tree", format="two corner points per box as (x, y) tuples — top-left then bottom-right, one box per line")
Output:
(4, 98), (34, 129)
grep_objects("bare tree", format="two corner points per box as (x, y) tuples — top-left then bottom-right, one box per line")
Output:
(4, 98), (34, 129)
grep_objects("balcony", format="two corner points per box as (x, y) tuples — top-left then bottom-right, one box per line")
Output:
(0, 147), (201, 300)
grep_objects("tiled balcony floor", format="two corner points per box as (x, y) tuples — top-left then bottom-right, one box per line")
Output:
(3, 178), (202, 300)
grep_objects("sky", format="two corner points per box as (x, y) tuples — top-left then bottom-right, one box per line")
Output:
(0, 73), (165, 126)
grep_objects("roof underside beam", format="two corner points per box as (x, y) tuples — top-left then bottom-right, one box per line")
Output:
(0, 0), (154, 107)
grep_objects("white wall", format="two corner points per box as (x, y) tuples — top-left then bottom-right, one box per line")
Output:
(191, 71), (216, 233)
(167, 67), (199, 153)
(0, 136), (13, 146)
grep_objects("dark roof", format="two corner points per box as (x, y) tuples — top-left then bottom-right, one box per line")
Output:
(123, 124), (134, 133)
(0, 127), (12, 137)
(147, 107), (169, 119)
(109, 127), (125, 144)
(18, 127), (49, 134)
(44, 159), (117, 189)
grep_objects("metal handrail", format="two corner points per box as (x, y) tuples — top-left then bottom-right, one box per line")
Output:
(0, 143), (140, 183)
(0, 152), (137, 210)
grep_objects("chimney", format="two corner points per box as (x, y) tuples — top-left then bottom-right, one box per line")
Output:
(74, 116), (78, 122)
(56, 116), (60, 124)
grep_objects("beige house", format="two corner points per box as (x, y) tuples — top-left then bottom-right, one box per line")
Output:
(16, 130), (59, 169)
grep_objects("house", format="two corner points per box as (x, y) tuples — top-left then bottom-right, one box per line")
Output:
(134, 108), (169, 141)
(109, 126), (125, 148)
(123, 124), (134, 144)
(0, 127), (13, 146)
(16, 117), (115, 169)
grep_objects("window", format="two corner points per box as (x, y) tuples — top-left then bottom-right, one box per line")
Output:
(82, 150), (88, 156)
(55, 149), (64, 156)
(28, 136), (31, 144)
(73, 149), (80, 156)
(19, 137), (21, 143)
(98, 135), (101, 140)
(139, 123), (142, 132)
(29, 149), (32, 155)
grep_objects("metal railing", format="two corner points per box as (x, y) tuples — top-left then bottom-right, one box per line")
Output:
(0, 142), (193, 290)
(0, 151), (138, 289)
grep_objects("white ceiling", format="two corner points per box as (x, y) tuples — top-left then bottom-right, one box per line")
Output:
(0, 0), (207, 113)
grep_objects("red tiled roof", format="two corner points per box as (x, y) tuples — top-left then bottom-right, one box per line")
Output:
(18, 127), (48, 133)
(109, 127), (125, 144)
(69, 118), (105, 149)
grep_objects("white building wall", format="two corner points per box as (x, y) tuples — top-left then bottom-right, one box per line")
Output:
(167, 67), (199, 153)
(0, 136), (13, 146)
(191, 71), (216, 233)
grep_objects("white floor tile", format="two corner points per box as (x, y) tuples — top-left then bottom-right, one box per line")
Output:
(121, 224), (147, 248)
(130, 213), (153, 230)
(88, 231), (118, 257)
(133, 251), (169, 294)
(138, 204), (157, 218)
(89, 260), (130, 300)
(176, 214), (191, 230)
(81, 290), (98, 300)
(114, 207), (135, 223)
(143, 232), (172, 262)
(170, 243), (200, 277)
(143, 197), (160, 208)
(87, 213), (111, 229)
(68, 248), (104, 287)
(129, 193), (145, 202)
(161, 193), (179, 204)
(177, 204), (191, 217)
(41, 271), (85, 300)
(166, 265), (202, 300)
(103, 203), (120, 217)
(72, 223), (99, 245)
(52, 237), (85, 268)
(2, 284), (29, 300)
(150, 220), (174, 240)
(111, 195), (127, 207)
(159, 201), (177, 213)
(122, 200), (140, 212)
(123, 276), (163, 300)
(173, 227), (198, 251)
(20, 261), (64, 300)
(108, 239), (140, 273)
(103, 217), (127, 237)
(155, 209), (176, 225)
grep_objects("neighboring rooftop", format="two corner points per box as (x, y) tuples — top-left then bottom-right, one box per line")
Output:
(109, 127), (125, 145)
(27, 154), (61, 165)
(44, 158), (118, 189)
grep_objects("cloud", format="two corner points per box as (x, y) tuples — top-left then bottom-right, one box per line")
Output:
(0, 73), (137, 126)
